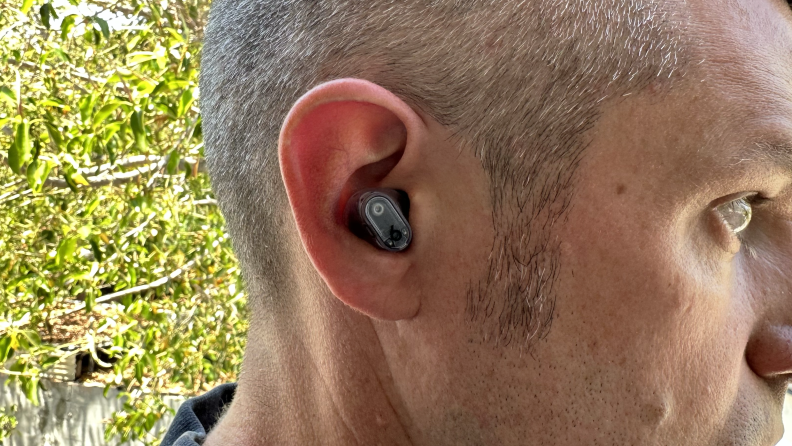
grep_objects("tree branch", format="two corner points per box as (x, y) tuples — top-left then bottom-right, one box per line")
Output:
(7, 58), (106, 86)
(82, 0), (151, 20)
(42, 157), (205, 189)
(59, 259), (197, 318)
(145, 119), (200, 189)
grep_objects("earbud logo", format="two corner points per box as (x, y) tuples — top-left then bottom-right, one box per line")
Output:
(345, 189), (412, 252)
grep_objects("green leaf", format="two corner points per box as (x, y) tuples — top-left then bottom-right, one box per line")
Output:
(71, 173), (89, 186)
(167, 80), (191, 90)
(84, 27), (95, 45)
(154, 102), (177, 120)
(20, 0), (34, 14)
(40, 99), (65, 108)
(135, 80), (156, 96)
(106, 137), (116, 164)
(126, 52), (157, 67)
(8, 120), (31, 175)
(49, 48), (72, 64)
(0, 335), (12, 363)
(22, 331), (41, 348)
(26, 159), (52, 193)
(60, 15), (76, 41)
(40, 355), (61, 370)
(84, 197), (101, 217)
(177, 88), (194, 118)
(93, 16), (110, 40)
(125, 35), (142, 52)
(134, 361), (143, 385)
(43, 122), (62, 149)
(150, 80), (170, 98)
(166, 150), (180, 175)
(0, 86), (17, 107)
(79, 93), (98, 123)
(56, 237), (78, 266)
(62, 171), (79, 192)
(85, 291), (95, 313)
(40, 3), (51, 29)
(89, 236), (103, 261)
(23, 377), (39, 406)
(130, 109), (147, 151)
(166, 28), (184, 42)
(93, 101), (126, 129)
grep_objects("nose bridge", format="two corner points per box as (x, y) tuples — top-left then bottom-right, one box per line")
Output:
(767, 241), (792, 325)
(751, 247), (792, 326)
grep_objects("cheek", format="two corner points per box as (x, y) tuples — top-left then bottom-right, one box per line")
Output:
(554, 188), (753, 441)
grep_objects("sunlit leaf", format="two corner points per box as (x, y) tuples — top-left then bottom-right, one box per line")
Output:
(79, 93), (98, 123)
(93, 16), (110, 40)
(22, 331), (41, 348)
(40, 3), (51, 29)
(126, 51), (157, 67)
(26, 159), (53, 193)
(130, 109), (147, 150)
(43, 122), (62, 149)
(177, 88), (194, 118)
(23, 377), (39, 407)
(93, 101), (127, 129)
(56, 237), (78, 265)
(71, 173), (89, 186)
(60, 15), (77, 41)
(40, 356), (60, 370)
(8, 120), (31, 174)
(126, 35), (142, 52)
(166, 149), (180, 175)
(166, 28), (184, 42)
(20, 0), (34, 14)
(48, 48), (72, 64)
(0, 86), (16, 107)
(0, 336), (12, 363)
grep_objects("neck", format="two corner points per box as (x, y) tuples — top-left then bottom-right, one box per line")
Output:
(203, 293), (415, 446)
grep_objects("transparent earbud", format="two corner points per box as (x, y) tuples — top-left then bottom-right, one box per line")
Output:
(345, 189), (412, 252)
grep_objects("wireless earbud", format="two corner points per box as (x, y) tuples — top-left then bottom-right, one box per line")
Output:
(345, 188), (412, 252)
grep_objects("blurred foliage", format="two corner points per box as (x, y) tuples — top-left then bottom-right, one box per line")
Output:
(0, 0), (248, 444)
(0, 405), (16, 442)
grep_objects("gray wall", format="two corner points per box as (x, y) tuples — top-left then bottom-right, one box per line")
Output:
(1, 378), (183, 446)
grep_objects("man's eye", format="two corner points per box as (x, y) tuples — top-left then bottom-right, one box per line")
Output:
(716, 196), (753, 234)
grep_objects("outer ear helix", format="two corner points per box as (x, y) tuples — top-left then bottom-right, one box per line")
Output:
(345, 188), (412, 252)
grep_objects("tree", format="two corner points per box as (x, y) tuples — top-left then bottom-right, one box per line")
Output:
(0, 0), (247, 443)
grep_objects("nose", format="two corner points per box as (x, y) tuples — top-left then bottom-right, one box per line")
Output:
(746, 325), (792, 379)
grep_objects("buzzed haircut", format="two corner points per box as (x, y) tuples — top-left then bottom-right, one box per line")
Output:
(200, 0), (689, 346)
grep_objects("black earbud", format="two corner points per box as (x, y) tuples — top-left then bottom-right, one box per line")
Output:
(345, 188), (412, 252)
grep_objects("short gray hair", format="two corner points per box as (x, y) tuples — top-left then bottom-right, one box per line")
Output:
(200, 0), (688, 345)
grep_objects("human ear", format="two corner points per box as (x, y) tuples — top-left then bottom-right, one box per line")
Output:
(278, 79), (427, 320)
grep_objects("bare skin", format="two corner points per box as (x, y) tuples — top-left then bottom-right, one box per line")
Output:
(205, 0), (792, 444)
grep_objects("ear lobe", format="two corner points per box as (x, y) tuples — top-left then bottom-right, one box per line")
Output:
(278, 79), (425, 320)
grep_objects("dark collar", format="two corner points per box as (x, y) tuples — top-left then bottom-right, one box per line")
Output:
(161, 383), (237, 446)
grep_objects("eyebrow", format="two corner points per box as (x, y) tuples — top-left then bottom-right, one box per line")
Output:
(735, 140), (792, 179)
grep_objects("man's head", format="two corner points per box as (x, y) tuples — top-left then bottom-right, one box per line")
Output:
(200, 0), (792, 444)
